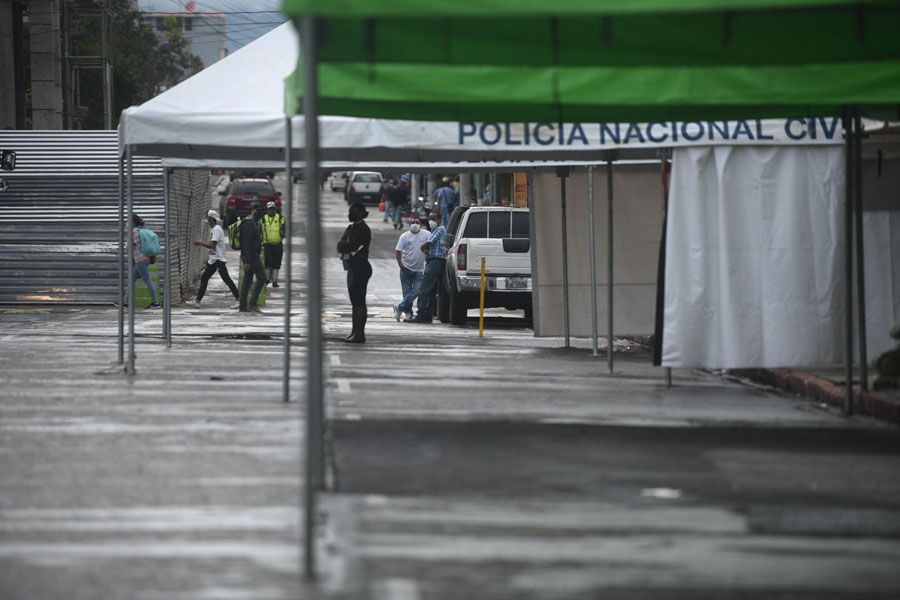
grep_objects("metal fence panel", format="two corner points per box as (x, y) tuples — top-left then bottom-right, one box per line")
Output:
(0, 131), (209, 304)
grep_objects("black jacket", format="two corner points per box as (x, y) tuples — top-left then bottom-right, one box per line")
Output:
(239, 217), (262, 258)
(337, 220), (370, 267)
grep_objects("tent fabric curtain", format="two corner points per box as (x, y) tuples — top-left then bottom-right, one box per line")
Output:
(283, 2), (900, 121)
(662, 145), (848, 368)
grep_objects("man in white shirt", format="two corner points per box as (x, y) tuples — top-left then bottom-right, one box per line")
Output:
(393, 218), (432, 321)
(193, 210), (239, 305)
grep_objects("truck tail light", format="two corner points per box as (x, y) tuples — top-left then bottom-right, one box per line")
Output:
(457, 243), (467, 271)
(226, 196), (237, 208)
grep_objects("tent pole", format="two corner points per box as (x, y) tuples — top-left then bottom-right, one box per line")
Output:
(853, 110), (868, 391)
(842, 108), (854, 415)
(606, 155), (614, 373)
(126, 146), (135, 375)
(117, 152), (125, 365)
(301, 14), (321, 580)
(559, 167), (570, 348)
(587, 166), (598, 356)
(163, 168), (171, 347)
(283, 117), (293, 404)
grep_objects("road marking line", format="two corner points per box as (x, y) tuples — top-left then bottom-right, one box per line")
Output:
(373, 578), (421, 600)
(336, 379), (351, 394)
(329, 354), (342, 366)
(344, 413), (361, 420)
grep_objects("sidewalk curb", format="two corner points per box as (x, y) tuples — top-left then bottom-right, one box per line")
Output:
(732, 368), (900, 425)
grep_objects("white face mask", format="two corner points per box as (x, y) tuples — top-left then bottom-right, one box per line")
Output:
(428, 220), (438, 229)
(410, 223), (421, 234)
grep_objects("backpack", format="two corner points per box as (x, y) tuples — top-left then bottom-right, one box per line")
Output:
(137, 227), (160, 257)
(228, 218), (242, 250)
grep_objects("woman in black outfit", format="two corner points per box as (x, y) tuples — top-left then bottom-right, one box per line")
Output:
(337, 201), (372, 343)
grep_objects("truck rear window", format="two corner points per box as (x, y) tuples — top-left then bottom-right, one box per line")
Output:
(488, 212), (510, 238)
(512, 212), (530, 237)
(463, 212), (487, 238)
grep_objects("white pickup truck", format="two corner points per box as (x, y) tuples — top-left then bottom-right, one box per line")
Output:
(437, 206), (533, 325)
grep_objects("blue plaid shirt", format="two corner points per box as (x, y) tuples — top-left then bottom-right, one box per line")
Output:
(427, 225), (447, 260)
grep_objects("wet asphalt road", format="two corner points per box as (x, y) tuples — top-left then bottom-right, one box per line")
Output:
(1, 182), (899, 599)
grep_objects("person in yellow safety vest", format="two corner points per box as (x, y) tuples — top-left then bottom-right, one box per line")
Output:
(262, 201), (286, 287)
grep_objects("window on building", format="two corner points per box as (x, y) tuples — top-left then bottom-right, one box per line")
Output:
(183, 17), (193, 31)
(155, 17), (165, 31)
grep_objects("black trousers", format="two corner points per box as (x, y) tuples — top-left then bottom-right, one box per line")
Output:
(264, 243), (284, 269)
(197, 260), (239, 301)
(239, 253), (268, 309)
(346, 261), (372, 307)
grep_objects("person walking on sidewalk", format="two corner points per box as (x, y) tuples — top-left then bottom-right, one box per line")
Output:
(238, 208), (267, 314)
(193, 210), (239, 306)
(337, 201), (372, 343)
(121, 213), (160, 309)
(408, 211), (446, 323)
(393, 218), (430, 322)
(261, 201), (286, 287)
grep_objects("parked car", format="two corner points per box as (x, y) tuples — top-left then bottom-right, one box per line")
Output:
(438, 205), (533, 325)
(344, 171), (383, 204)
(328, 171), (349, 191)
(218, 178), (281, 225)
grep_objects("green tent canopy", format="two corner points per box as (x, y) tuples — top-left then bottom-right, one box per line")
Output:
(283, 0), (900, 121)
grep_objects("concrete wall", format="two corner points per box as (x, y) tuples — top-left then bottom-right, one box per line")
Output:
(533, 164), (664, 337)
(0, 3), (16, 129)
(29, 0), (63, 129)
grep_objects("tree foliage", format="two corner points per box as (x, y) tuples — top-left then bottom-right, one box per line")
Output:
(74, 0), (202, 128)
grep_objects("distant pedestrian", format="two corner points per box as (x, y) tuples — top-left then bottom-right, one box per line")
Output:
(407, 211), (446, 323)
(393, 218), (430, 322)
(337, 201), (372, 343)
(193, 210), (239, 305)
(434, 177), (457, 227)
(122, 213), (160, 309)
(238, 208), (267, 314)
(385, 179), (407, 230)
(261, 201), (286, 287)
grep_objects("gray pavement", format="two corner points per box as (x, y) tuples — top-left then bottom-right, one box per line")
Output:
(1, 183), (899, 599)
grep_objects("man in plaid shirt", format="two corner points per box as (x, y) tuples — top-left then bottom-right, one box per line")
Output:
(407, 211), (446, 323)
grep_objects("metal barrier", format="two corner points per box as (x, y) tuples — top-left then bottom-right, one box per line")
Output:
(0, 131), (209, 304)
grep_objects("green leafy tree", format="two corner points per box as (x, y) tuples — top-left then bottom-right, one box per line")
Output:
(73, 0), (201, 128)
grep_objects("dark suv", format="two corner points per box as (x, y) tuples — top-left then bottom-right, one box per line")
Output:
(219, 178), (281, 225)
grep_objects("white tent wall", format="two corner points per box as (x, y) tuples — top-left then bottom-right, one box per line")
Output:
(532, 164), (663, 338)
(662, 146), (900, 369)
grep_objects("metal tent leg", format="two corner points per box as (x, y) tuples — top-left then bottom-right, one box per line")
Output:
(126, 146), (135, 375)
(558, 167), (570, 348)
(588, 166), (598, 356)
(853, 111), (868, 391)
(117, 153), (125, 364)
(301, 15), (321, 580)
(283, 117), (293, 404)
(606, 156), (614, 373)
(842, 109), (854, 415)
(163, 168), (171, 347)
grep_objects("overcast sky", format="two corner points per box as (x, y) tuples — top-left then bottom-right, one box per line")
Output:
(138, 0), (286, 53)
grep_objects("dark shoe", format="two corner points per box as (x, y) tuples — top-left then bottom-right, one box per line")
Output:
(404, 315), (432, 324)
(342, 306), (366, 343)
(272, 282), (279, 288)
(148, 302), (161, 309)
(248, 305), (263, 314)
(239, 308), (251, 313)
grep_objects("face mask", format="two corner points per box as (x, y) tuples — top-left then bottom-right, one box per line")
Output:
(428, 220), (438, 229)
(410, 224), (421, 234)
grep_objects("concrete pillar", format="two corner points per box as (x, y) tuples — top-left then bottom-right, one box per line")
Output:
(460, 173), (473, 206)
(426, 174), (437, 197)
(474, 173), (484, 205)
(0, 3), (16, 129)
(29, 1), (63, 130)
